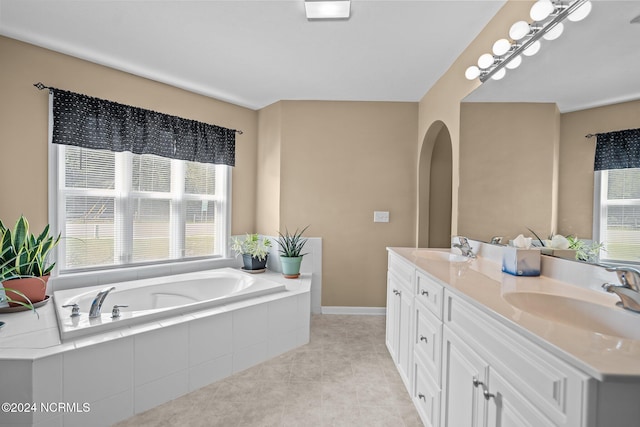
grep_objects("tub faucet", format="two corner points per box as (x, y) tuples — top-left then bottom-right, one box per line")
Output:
(453, 236), (476, 259)
(602, 267), (640, 313)
(89, 286), (115, 318)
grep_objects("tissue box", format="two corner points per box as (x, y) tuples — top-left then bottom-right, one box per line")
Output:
(502, 247), (540, 276)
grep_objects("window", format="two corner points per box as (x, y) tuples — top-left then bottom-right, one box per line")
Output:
(594, 168), (640, 264)
(51, 144), (230, 272)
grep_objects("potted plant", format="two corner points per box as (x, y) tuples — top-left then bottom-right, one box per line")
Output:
(231, 233), (272, 271)
(0, 215), (60, 306)
(276, 226), (309, 279)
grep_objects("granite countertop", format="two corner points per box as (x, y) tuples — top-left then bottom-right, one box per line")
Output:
(388, 247), (640, 381)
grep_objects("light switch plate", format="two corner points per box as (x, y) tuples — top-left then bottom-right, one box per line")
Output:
(374, 211), (389, 223)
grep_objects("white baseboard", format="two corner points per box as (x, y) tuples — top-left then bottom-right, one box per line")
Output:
(321, 306), (386, 315)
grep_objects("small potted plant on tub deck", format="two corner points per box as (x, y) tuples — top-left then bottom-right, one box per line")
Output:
(276, 226), (309, 279)
(0, 215), (60, 307)
(232, 233), (272, 272)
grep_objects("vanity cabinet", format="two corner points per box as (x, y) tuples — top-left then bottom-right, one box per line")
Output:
(412, 272), (444, 427)
(442, 290), (587, 427)
(386, 249), (593, 427)
(386, 252), (415, 389)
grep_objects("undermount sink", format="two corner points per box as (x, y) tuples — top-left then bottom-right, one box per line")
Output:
(503, 291), (640, 340)
(411, 249), (470, 263)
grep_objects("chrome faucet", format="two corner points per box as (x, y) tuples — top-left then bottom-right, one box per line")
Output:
(602, 266), (640, 313)
(89, 286), (115, 318)
(453, 236), (476, 259)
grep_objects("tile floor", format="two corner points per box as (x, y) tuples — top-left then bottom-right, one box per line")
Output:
(113, 314), (423, 427)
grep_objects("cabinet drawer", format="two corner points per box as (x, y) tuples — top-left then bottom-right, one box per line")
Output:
(413, 360), (441, 427)
(414, 300), (442, 385)
(388, 252), (414, 290)
(416, 271), (444, 319)
(444, 291), (587, 427)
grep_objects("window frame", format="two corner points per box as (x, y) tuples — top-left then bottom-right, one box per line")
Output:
(593, 169), (640, 265)
(47, 95), (232, 278)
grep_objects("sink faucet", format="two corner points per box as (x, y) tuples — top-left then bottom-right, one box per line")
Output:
(89, 286), (116, 318)
(602, 267), (640, 313)
(453, 236), (476, 259)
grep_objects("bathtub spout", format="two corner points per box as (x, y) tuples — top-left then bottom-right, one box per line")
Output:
(89, 286), (116, 318)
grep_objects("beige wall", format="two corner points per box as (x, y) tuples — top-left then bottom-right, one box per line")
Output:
(558, 99), (640, 238)
(255, 102), (282, 235)
(428, 126), (452, 247)
(418, 0), (534, 239)
(459, 103), (560, 242)
(272, 101), (418, 307)
(0, 36), (258, 235)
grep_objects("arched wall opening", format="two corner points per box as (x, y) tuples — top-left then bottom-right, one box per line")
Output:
(418, 121), (453, 248)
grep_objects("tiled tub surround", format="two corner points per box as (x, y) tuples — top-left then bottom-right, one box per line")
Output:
(0, 270), (310, 427)
(388, 242), (640, 427)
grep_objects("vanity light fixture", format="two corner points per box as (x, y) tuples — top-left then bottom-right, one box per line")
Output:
(305, 0), (350, 20)
(465, 0), (592, 82)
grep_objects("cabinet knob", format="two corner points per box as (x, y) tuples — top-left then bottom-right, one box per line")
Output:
(419, 335), (428, 343)
(418, 393), (426, 401)
(421, 290), (429, 297)
(393, 289), (401, 296)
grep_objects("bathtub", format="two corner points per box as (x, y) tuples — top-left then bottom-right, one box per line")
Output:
(54, 267), (287, 341)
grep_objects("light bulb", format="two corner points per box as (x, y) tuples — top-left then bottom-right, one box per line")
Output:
(509, 21), (530, 41)
(491, 68), (507, 80)
(465, 66), (481, 80)
(543, 22), (564, 40)
(477, 53), (495, 70)
(568, 0), (592, 22)
(530, 0), (554, 21)
(505, 55), (522, 70)
(492, 39), (511, 56)
(523, 40), (541, 56)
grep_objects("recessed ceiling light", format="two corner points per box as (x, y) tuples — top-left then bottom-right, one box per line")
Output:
(305, 0), (350, 20)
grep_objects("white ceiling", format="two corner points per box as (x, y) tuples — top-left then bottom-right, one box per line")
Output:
(464, 1), (640, 112)
(0, 0), (506, 110)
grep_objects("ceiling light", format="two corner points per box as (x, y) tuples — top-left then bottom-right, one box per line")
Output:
(530, 0), (555, 22)
(523, 40), (541, 56)
(465, 66), (481, 80)
(505, 55), (522, 70)
(567, 0), (591, 22)
(543, 22), (564, 40)
(465, 0), (591, 83)
(492, 39), (511, 56)
(509, 21), (531, 41)
(305, 0), (350, 20)
(478, 53), (494, 69)
(491, 68), (507, 80)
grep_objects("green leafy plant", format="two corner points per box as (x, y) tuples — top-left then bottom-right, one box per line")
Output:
(276, 226), (309, 258)
(566, 236), (605, 263)
(231, 233), (272, 261)
(0, 215), (60, 278)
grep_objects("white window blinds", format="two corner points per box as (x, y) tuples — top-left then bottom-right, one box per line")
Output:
(57, 145), (227, 272)
(596, 168), (640, 264)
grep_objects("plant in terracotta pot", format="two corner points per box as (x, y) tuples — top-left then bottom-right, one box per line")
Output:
(0, 260), (36, 312)
(231, 233), (272, 271)
(276, 226), (309, 279)
(0, 215), (60, 306)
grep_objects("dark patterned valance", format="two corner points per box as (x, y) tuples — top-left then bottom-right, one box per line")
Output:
(51, 88), (235, 166)
(594, 128), (640, 171)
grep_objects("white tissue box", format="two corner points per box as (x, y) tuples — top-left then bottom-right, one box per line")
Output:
(502, 247), (540, 276)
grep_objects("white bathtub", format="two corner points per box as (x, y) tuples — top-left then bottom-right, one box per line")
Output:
(54, 267), (286, 341)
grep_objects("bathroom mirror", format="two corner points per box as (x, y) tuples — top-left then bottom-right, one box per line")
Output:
(459, 1), (640, 264)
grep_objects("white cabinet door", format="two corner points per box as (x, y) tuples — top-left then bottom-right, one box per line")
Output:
(385, 272), (400, 363)
(441, 327), (489, 427)
(397, 285), (413, 387)
(486, 368), (555, 427)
